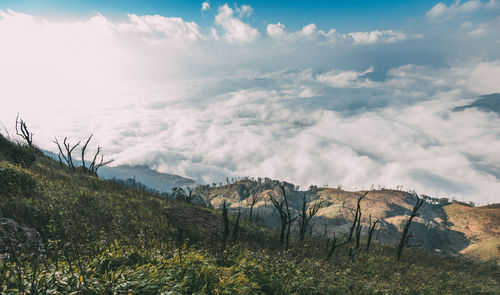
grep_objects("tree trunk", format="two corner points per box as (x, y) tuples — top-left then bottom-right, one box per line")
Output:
(249, 204), (254, 222)
(397, 194), (424, 261)
(365, 216), (379, 253)
(222, 201), (230, 247)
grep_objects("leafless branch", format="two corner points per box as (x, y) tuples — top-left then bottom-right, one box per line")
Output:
(15, 114), (33, 147)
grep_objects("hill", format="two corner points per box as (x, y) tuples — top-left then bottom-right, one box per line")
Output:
(98, 164), (197, 192)
(444, 202), (500, 262)
(194, 179), (500, 263)
(43, 150), (197, 192)
(1, 135), (499, 294)
(454, 93), (500, 114)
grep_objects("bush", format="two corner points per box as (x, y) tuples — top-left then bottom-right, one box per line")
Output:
(0, 166), (37, 197)
(0, 134), (39, 167)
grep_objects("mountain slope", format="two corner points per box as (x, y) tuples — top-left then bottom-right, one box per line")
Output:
(43, 150), (197, 192)
(454, 93), (500, 114)
(444, 202), (500, 262)
(194, 180), (500, 263)
(1, 135), (499, 294)
(98, 164), (197, 192)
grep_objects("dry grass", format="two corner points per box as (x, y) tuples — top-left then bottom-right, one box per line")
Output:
(445, 203), (500, 262)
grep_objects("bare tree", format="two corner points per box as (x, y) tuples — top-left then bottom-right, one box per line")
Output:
(186, 186), (193, 202)
(349, 247), (356, 262)
(326, 233), (349, 261)
(397, 193), (424, 261)
(54, 137), (80, 171)
(222, 201), (230, 247)
(246, 184), (262, 222)
(88, 146), (113, 173)
(298, 192), (325, 241)
(355, 220), (363, 249)
(268, 190), (291, 249)
(232, 208), (241, 241)
(348, 193), (366, 242)
(15, 114), (33, 147)
(81, 134), (93, 172)
(365, 215), (379, 253)
(281, 184), (296, 250)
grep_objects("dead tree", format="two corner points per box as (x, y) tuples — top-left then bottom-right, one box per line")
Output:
(232, 208), (241, 241)
(78, 134), (113, 174)
(298, 192), (325, 241)
(268, 191), (289, 249)
(349, 247), (356, 262)
(326, 233), (349, 261)
(81, 134), (93, 172)
(15, 114), (33, 147)
(54, 137), (80, 171)
(326, 234), (338, 261)
(365, 215), (379, 253)
(88, 146), (113, 173)
(186, 187), (193, 202)
(397, 193), (424, 261)
(222, 201), (230, 247)
(348, 193), (366, 242)
(281, 184), (296, 250)
(246, 185), (261, 222)
(355, 221), (363, 249)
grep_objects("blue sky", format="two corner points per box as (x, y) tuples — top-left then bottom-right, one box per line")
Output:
(1, 1), (500, 203)
(0, 0), (461, 31)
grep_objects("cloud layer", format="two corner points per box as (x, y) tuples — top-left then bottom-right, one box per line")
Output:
(1, 4), (500, 204)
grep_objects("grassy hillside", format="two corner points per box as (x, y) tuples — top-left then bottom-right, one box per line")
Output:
(195, 180), (500, 264)
(1, 135), (499, 294)
(444, 203), (500, 262)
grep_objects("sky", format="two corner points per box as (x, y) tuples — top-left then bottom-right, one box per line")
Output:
(1, 0), (500, 204)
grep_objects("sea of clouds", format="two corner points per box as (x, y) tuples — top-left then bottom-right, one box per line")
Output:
(1, 1), (500, 203)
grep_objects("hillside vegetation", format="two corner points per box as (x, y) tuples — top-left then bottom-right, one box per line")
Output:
(1, 134), (499, 294)
(194, 179), (500, 264)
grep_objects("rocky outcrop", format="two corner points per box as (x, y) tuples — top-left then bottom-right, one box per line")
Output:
(0, 218), (42, 260)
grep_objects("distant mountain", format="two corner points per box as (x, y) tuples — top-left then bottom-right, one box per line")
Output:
(98, 165), (197, 193)
(42, 150), (197, 193)
(194, 179), (500, 263)
(4, 133), (499, 293)
(454, 93), (500, 114)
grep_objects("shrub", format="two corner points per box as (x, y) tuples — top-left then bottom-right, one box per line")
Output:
(0, 166), (37, 197)
(0, 134), (39, 167)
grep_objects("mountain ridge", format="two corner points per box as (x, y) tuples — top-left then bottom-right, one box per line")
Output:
(42, 149), (197, 192)
(1, 134), (499, 293)
(194, 179), (500, 263)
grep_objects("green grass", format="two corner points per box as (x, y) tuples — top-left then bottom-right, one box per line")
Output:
(0, 135), (499, 294)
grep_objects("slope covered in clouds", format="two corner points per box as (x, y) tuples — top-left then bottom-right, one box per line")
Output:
(1, 2), (500, 204)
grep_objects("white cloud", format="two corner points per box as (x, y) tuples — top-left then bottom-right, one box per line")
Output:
(266, 22), (287, 39)
(486, 0), (500, 9)
(317, 66), (376, 88)
(299, 23), (318, 38)
(461, 15), (500, 35)
(202, 2), (210, 11)
(1, 8), (500, 205)
(266, 22), (406, 45)
(124, 14), (203, 42)
(468, 61), (500, 93)
(461, 20), (474, 28)
(236, 4), (253, 18)
(347, 30), (407, 45)
(266, 22), (322, 42)
(214, 4), (260, 43)
(426, 0), (483, 21)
